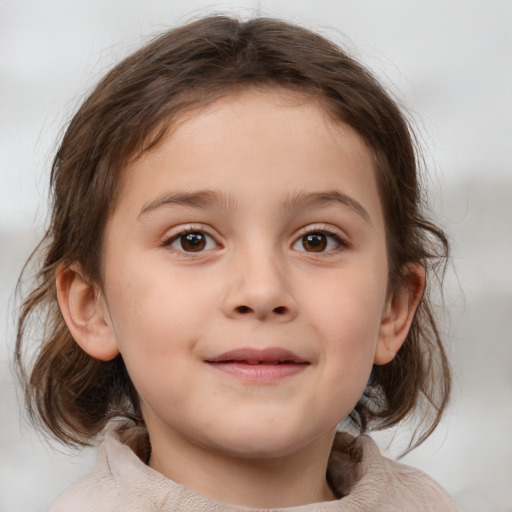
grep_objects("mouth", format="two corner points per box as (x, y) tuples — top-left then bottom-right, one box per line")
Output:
(205, 347), (310, 382)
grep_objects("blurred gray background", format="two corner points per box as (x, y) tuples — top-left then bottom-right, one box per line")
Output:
(1, 1), (511, 511)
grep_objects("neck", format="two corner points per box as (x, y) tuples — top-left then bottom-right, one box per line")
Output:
(147, 428), (337, 508)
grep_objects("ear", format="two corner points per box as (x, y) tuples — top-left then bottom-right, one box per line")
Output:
(56, 263), (120, 361)
(374, 264), (425, 365)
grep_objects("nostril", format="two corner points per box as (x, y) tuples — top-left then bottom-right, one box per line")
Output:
(233, 305), (290, 316)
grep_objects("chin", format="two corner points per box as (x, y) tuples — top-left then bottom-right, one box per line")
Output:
(207, 423), (318, 460)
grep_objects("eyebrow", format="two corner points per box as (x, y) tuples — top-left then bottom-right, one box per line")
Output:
(138, 190), (235, 218)
(138, 188), (372, 225)
(281, 190), (372, 225)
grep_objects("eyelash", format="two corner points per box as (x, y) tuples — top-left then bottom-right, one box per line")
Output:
(161, 226), (219, 254)
(160, 225), (348, 255)
(292, 227), (348, 254)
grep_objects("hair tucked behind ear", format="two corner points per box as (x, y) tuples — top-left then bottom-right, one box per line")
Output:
(15, 14), (450, 448)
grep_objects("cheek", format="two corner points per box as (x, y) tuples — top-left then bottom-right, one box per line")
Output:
(103, 251), (229, 376)
(106, 252), (213, 336)
(309, 263), (387, 341)
(308, 295), (383, 425)
(103, 263), (199, 378)
(304, 262), (387, 385)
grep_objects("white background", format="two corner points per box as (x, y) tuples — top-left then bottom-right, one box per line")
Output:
(1, 1), (511, 511)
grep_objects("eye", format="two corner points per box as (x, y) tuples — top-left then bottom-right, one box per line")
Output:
(292, 231), (344, 253)
(167, 231), (217, 252)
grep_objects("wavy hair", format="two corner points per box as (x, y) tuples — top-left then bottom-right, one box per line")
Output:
(16, 15), (450, 448)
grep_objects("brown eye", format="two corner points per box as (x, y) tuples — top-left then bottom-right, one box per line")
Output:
(180, 232), (206, 251)
(167, 231), (217, 252)
(292, 231), (344, 253)
(302, 233), (327, 252)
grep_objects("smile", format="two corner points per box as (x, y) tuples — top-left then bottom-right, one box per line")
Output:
(205, 347), (310, 382)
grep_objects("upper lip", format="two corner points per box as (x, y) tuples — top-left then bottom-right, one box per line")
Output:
(206, 347), (309, 364)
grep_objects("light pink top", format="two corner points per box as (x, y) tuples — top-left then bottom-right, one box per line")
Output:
(47, 427), (458, 511)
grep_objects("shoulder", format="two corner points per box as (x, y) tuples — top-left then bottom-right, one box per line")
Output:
(327, 433), (458, 511)
(351, 435), (459, 511)
(46, 426), (180, 512)
(46, 440), (119, 512)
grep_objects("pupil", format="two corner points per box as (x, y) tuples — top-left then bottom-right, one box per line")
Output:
(181, 232), (206, 252)
(303, 233), (326, 252)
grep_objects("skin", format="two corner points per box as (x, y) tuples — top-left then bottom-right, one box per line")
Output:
(57, 88), (423, 508)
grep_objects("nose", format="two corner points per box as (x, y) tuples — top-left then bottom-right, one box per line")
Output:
(222, 246), (298, 322)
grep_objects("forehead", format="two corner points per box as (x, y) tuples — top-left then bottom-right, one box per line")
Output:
(114, 88), (383, 226)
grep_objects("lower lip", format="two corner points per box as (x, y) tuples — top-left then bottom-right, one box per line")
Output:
(207, 362), (308, 382)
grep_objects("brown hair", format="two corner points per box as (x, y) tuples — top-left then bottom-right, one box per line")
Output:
(15, 15), (450, 448)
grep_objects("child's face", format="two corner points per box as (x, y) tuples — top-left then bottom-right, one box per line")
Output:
(96, 89), (407, 461)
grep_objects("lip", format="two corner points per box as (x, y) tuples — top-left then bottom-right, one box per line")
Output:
(205, 347), (310, 383)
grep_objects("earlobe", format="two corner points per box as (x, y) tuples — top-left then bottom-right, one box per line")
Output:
(374, 264), (425, 365)
(56, 263), (120, 361)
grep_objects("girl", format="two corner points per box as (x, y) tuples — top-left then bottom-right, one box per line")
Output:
(16, 15), (457, 511)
